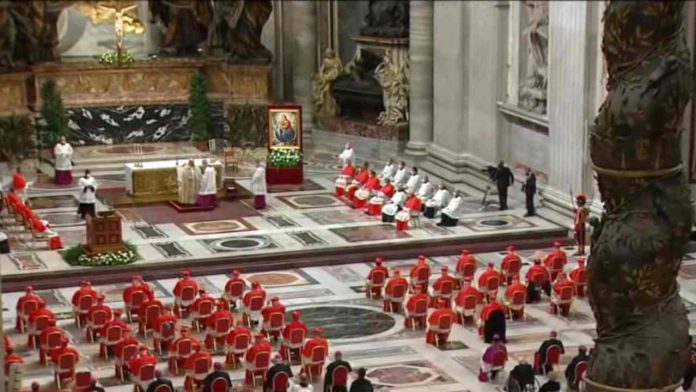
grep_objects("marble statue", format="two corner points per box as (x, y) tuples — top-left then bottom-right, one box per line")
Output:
(360, 0), (409, 38)
(0, 6), (16, 70)
(519, 1), (548, 114)
(210, 0), (272, 62)
(148, 0), (211, 56)
(312, 49), (344, 118)
(586, 2), (693, 390)
(375, 53), (409, 126)
(0, 1), (64, 70)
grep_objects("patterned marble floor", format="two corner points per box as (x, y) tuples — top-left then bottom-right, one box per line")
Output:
(0, 148), (565, 279)
(4, 246), (696, 391)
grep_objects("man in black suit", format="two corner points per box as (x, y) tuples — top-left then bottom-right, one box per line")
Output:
(349, 368), (374, 392)
(565, 345), (590, 390)
(522, 169), (537, 216)
(202, 363), (231, 392)
(147, 370), (174, 392)
(493, 161), (515, 210)
(264, 355), (293, 391)
(325, 351), (352, 391)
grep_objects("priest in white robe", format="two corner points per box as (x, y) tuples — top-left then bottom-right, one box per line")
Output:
(338, 142), (356, 166)
(77, 170), (98, 219)
(405, 167), (422, 194)
(382, 188), (407, 223)
(392, 162), (410, 188)
(438, 191), (463, 227)
(177, 159), (200, 205)
(54, 136), (74, 185)
(416, 176), (434, 203)
(379, 159), (397, 185)
(197, 160), (218, 207)
(424, 184), (451, 219)
(251, 161), (267, 209)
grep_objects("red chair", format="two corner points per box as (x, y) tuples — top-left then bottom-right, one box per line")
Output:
(507, 291), (526, 319)
(332, 365), (350, 389)
(73, 371), (92, 391)
(53, 352), (78, 389)
(386, 283), (407, 312)
(243, 296), (265, 327)
(170, 339), (193, 375)
(116, 343), (139, 381)
(100, 325), (125, 360)
(551, 286), (575, 316)
(411, 267), (430, 291)
(40, 330), (64, 365)
(431, 314), (453, 347)
(18, 298), (39, 333)
(154, 320), (177, 356)
(126, 290), (147, 323)
(189, 356), (212, 390)
(366, 269), (386, 299)
(575, 361), (589, 389)
(223, 280), (245, 308)
(247, 351), (271, 387)
(30, 315), (51, 349)
(282, 328), (306, 363)
(405, 297), (428, 330)
(437, 280), (455, 301)
(303, 345), (327, 381)
(531, 273), (548, 292)
(210, 317), (233, 352)
(210, 377), (231, 392)
(75, 295), (96, 328)
(271, 371), (290, 392)
(458, 263), (476, 285)
(503, 258), (521, 284)
(153, 385), (174, 392)
(481, 276), (500, 298)
(192, 299), (215, 333)
(457, 295), (478, 323)
(264, 312), (285, 338)
(541, 345), (563, 375)
(134, 364), (156, 392)
(548, 258), (565, 280)
(572, 269), (588, 297)
(87, 309), (110, 343)
(226, 333), (251, 368)
(140, 303), (163, 337)
(176, 286), (197, 315)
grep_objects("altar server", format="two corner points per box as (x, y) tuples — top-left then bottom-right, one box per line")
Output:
(392, 161), (409, 188)
(379, 158), (397, 184)
(251, 161), (267, 209)
(382, 187), (407, 223)
(416, 175), (434, 202)
(405, 167), (422, 194)
(177, 159), (200, 205)
(54, 136), (74, 185)
(197, 160), (217, 207)
(77, 170), (98, 219)
(424, 184), (450, 219)
(438, 191), (463, 227)
(338, 142), (355, 166)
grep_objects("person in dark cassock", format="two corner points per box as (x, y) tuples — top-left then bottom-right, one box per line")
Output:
(146, 370), (174, 392)
(565, 346), (590, 391)
(202, 362), (231, 392)
(508, 359), (535, 392)
(264, 355), (292, 391)
(324, 351), (352, 392)
(534, 331), (565, 374)
(522, 168), (537, 216)
(479, 297), (506, 343)
(493, 161), (515, 210)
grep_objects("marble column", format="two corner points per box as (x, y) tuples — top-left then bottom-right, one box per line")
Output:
(405, 0), (434, 157)
(290, 0), (318, 131)
(547, 1), (589, 194)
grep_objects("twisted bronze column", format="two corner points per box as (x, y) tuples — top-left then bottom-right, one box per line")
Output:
(587, 1), (693, 390)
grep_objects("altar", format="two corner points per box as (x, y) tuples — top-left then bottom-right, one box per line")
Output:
(124, 159), (223, 198)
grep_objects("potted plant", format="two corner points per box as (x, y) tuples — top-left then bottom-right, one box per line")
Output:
(38, 79), (69, 160)
(189, 71), (211, 151)
(0, 115), (36, 165)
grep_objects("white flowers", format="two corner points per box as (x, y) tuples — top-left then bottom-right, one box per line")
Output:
(77, 249), (136, 266)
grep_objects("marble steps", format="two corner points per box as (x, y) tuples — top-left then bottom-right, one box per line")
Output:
(66, 152), (218, 176)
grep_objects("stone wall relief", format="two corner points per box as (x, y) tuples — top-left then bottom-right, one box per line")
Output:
(518, 0), (548, 115)
(374, 49), (409, 126)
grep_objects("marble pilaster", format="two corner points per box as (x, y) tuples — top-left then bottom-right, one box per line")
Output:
(290, 0), (318, 131)
(405, 0), (434, 157)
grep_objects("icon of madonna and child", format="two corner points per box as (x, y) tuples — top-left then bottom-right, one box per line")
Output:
(268, 106), (302, 150)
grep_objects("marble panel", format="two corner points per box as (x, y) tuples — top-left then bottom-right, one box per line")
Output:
(53, 229), (86, 247)
(287, 231), (328, 247)
(331, 224), (411, 243)
(340, 345), (418, 360)
(323, 265), (365, 283)
(9, 253), (48, 271)
(294, 305), (396, 339)
(421, 222), (454, 236)
(96, 281), (171, 303)
(152, 242), (191, 259)
(266, 179), (325, 193)
(680, 264), (696, 279)
(276, 193), (350, 210)
(367, 360), (457, 388)
(34, 289), (70, 308)
(40, 212), (83, 228)
(132, 224), (167, 239)
(28, 195), (79, 209)
(459, 214), (535, 232)
(245, 269), (317, 287)
(116, 208), (143, 223)
(179, 219), (254, 235)
(272, 288), (334, 300)
(303, 209), (373, 225)
(200, 235), (278, 253)
(263, 215), (299, 228)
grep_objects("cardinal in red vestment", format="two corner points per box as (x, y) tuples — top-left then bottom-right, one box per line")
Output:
(16, 285), (42, 332)
(302, 328), (330, 378)
(280, 310), (309, 361)
(366, 257), (389, 298)
(383, 269), (408, 312)
(245, 333), (273, 384)
(543, 242), (568, 280)
(426, 299), (457, 346)
(569, 258), (588, 297)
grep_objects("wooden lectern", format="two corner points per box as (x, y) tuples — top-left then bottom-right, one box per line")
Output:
(84, 212), (125, 256)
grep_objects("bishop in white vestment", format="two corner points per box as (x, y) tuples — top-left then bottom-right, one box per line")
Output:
(251, 162), (267, 209)
(197, 160), (218, 207)
(379, 159), (397, 185)
(177, 159), (200, 205)
(392, 162), (410, 188)
(438, 191), (463, 227)
(405, 167), (422, 194)
(54, 136), (74, 185)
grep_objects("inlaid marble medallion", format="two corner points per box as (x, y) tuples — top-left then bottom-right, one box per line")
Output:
(276, 193), (349, 210)
(200, 235), (277, 253)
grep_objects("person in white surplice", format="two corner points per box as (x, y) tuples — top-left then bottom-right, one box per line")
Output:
(438, 191), (463, 227)
(77, 170), (98, 219)
(338, 142), (356, 166)
(54, 136), (74, 185)
(381, 187), (407, 223)
(177, 159), (200, 205)
(424, 183), (451, 219)
(416, 176), (434, 203)
(392, 161), (410, 188)
(379, 158), (397, 185)
(405, 167), (422, 194)
(251, 161), (267, 209)
(197, 159), (218, 207)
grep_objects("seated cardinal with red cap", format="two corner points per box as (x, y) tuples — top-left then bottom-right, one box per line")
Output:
(366, 257), (389, 298)
(478, 262), (503, 298)
(409, 255), (431, 292)
(261, 296), (286, 340)
(383, 269), (408, 312)
(302, 327), (330, 378)
(28, 300), (56, 347)
(51, 338), (81, 381)
(455, 249), (478, 288)
(242, 281), (267, 326)
(405, 284), (430, 329)
(504, 277), (527, 320)
(501, 245), (522, 285)
(128, 345), (157, 380)
(16, 285), (43, 332)
(544, 242), (568, 280)
(173, 270), (199, 317)
(153, 306), (178, 353)
(550, 272), (575, 316)
(245, 333), (273, 384)
(223, 270), (247, 309)
(569, 258), (588, 297)
(430, 265), (458, 307)
(280, 310), (309, 361)
(426, 299), (457, 346)
(123, 274), (154, 308)
(205, 300), (235, 349)
(38, 318), (65, 364)
(72, 280), (99, 324)
(455, 277), (484, 324)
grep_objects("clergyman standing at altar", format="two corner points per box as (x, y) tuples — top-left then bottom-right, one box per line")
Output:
(197, 160), (217, 207)
(251, 161), (267, 209)
(177, 159), (200, 205)
(54, 136), (74, 185)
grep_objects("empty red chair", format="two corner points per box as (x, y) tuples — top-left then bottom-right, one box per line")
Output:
(331, 365), (350, 390)
(366, 269), (387, 299)
(271, 371), (290, 392)
(53, 352), (78, 389)
(126, 290), (147, 323)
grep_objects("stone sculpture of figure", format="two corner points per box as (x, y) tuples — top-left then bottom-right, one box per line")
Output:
(360, 0), (410, 38)
(210, 0), (272, 62)
(313, 49), (344, 118)
(0, 1), (64, 70)
(519, 0), (548, 114)
(0, 5), (16, 70)
(374, 53), (409, 126)
(148, 0), (211, 56)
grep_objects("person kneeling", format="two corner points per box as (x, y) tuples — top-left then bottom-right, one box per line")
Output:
(438, 191), (462, 227)
(381, 188), (407, 223)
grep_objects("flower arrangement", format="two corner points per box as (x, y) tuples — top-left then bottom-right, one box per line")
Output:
(267, 148), (302, 168)
(98, 49), (135, 66)
(63, 241), (139, 267)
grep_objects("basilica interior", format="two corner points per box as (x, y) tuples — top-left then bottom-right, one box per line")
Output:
(0, 1), (695, 391)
